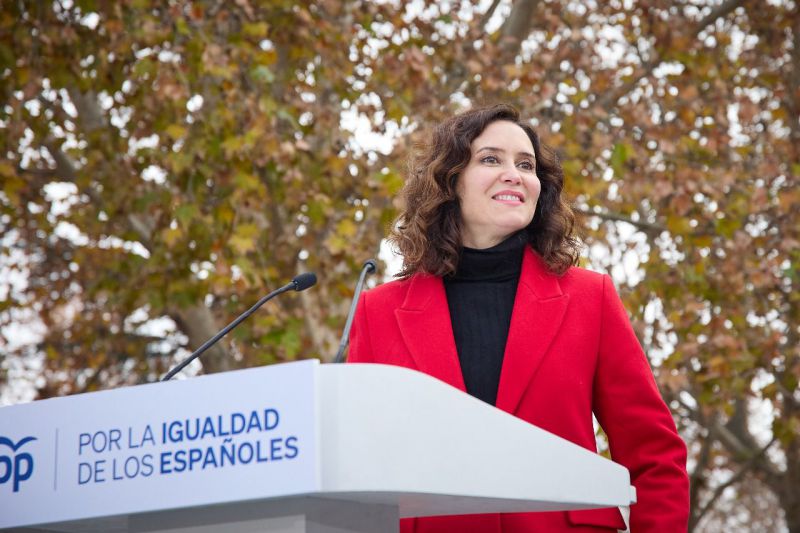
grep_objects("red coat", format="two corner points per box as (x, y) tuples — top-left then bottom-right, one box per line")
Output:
(349, 247), (689, 532)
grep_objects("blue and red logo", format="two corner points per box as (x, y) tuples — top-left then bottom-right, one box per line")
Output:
(0, 436), (37, 492)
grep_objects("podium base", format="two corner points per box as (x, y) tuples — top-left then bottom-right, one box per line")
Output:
(19, 497), (399, 533)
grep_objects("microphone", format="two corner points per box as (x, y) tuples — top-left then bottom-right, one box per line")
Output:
(333, 260), (377, 363)
(161, 272), (318, 381)
(292, 272), (317, 291)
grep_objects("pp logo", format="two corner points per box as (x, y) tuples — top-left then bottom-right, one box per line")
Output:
(0, 436), (37, 492)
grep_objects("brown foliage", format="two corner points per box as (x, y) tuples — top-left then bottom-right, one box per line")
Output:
(1, 0), (798, 529)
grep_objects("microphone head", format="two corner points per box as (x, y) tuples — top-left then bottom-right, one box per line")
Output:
(363, 259), (378, 273)
(292, 272), (317, 291)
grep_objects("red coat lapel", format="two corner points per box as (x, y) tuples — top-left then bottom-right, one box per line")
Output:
(394, 274), (466, 392)
(496, 249), (569, 414)
(393, 248), (568, 404)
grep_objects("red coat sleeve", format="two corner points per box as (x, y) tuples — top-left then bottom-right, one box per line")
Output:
(593, 274), (689, 531)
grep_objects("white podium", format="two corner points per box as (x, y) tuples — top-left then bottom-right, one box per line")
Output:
(0, 361), (635, 532)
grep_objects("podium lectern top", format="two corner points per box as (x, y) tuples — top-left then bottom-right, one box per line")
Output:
(0, 360), (634, 531)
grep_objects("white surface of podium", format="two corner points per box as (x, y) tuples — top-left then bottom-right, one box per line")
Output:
(0, 361), (635, 532)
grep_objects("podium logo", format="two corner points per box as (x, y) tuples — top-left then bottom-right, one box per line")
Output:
(0, 436), (37, 492)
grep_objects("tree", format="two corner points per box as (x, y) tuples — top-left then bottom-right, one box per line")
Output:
(2, 0), (798, 529)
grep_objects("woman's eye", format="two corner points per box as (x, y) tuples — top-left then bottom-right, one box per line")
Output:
(481, 155), (499, 164)
(517, 160), (534, 170)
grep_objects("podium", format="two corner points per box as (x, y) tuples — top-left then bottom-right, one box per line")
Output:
(0, 360), (635, 532)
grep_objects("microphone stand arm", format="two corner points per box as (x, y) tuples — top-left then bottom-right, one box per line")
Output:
(161, 283), (294, 381)
(333, 260), (377, 363)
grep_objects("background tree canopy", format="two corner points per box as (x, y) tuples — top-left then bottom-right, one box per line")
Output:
(1, 0), (798, 530)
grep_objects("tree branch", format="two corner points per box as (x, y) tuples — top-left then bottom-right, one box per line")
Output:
(42, 137), (78, 180)
(694, 436), (778, 527)
(594, 0), (747, 110)
(42, 136), (157, 246)
(66, 87), (107, 131)
(703, 412), (781, 484)
(499, 0), (542, 54)
(299, 274), (338, 362)
(688, 425), (717, 531)
(478, 0), (504, 30)
(677, 392), (782, 483)
(39, 89), (232, 374)
(170, 306), (233, 374)
(593, 60), (659, 110)
(574, 206), (666, 235)
(693, 0), (747, 38)
(786, 3), (800, 153)
(15, 165), (59, 179)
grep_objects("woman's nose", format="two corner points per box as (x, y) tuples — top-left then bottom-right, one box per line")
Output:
(500, 167), (522, 184)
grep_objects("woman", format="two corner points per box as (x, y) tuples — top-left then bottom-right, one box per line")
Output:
(348, 104), (689, 532)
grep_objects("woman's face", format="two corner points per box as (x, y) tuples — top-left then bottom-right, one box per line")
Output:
(456, 120), (541, 249)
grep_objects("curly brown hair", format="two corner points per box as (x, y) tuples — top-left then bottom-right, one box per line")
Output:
(389, 103), (580, 278)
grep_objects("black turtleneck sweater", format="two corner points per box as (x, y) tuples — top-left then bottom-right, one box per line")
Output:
(444, 233), (526, 406)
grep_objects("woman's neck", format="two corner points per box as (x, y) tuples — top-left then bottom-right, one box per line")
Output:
(450, 232), (526, 282)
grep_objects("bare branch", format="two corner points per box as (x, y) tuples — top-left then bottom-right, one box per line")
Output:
(692, 0), (747, 38)
(66, 88), (107, 131)
(170, 307), (234, 375)
(694, 437), (778, 526)
(710, 417), (781, 482)
(499, 0), (543, 54)
(677, 393), (782, 482)
(593, 60), (659, 110)
(299, 281), (339, 362)
(39, 91), (230, 373)
(786, 4), (800, 152)
(594, 0), (748, 109)
(15, 165), (59, 179)
(574, 206), (666, 235)
(478, 0), (504, 30)
(689, 425), (717, 530)
(42, 138), (78, 180)
(42, 137), (157, 245)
